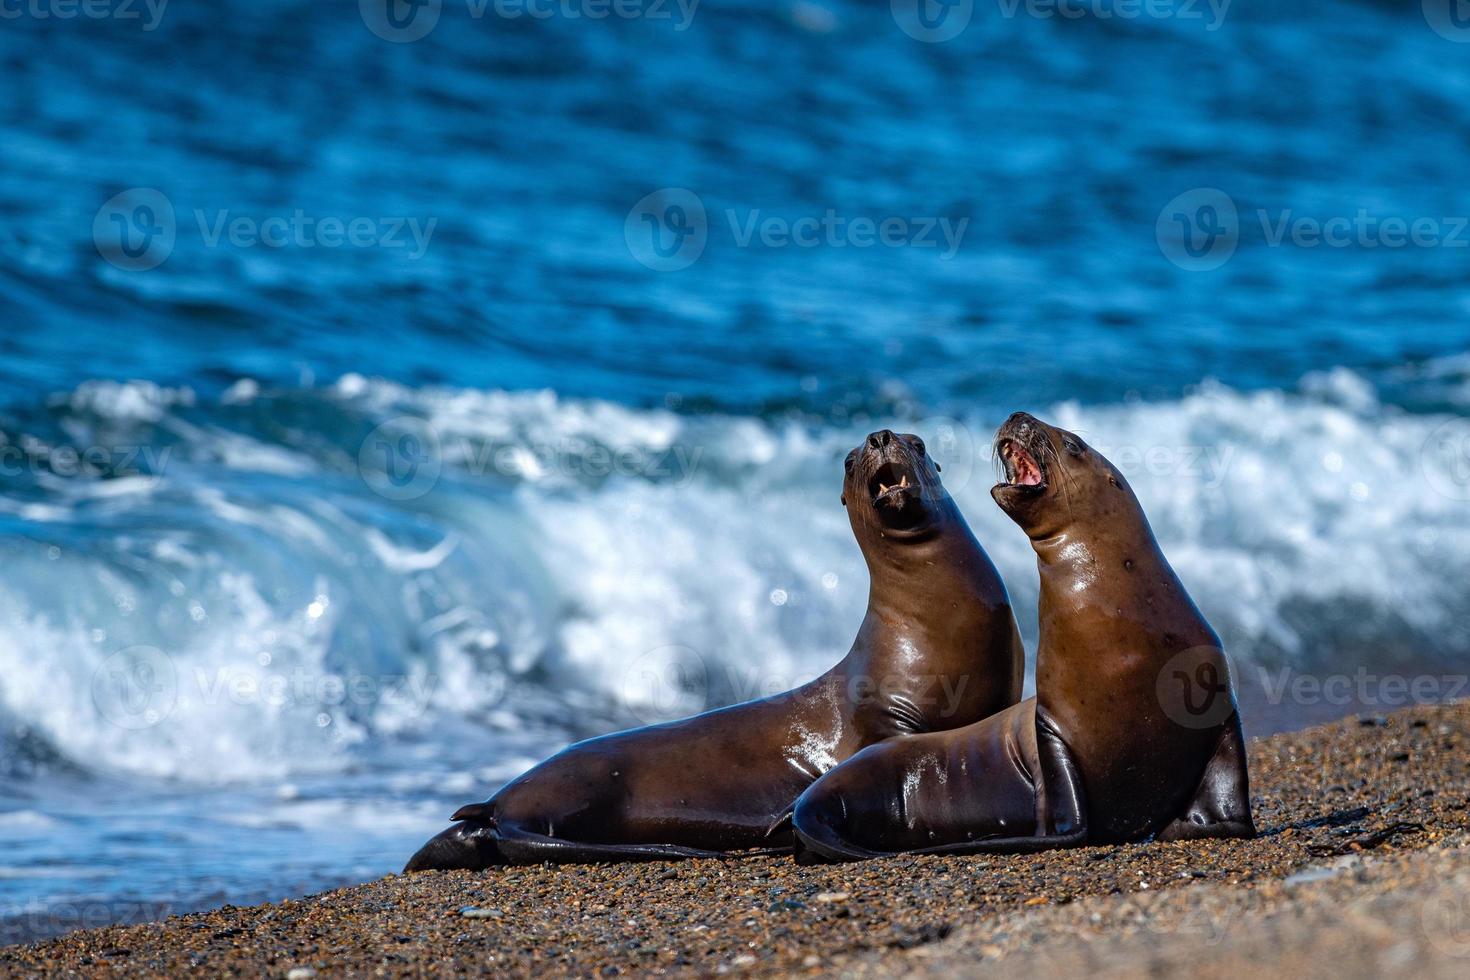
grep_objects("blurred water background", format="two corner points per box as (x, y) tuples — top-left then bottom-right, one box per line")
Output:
(2, 0), (1469, 941)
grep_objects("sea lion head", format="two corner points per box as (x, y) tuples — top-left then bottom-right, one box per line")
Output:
(991, 411), (1135, 540)
(842, 429), (950, 545)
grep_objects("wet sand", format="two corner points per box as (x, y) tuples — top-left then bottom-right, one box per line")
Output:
(5, 702), (1468, 978)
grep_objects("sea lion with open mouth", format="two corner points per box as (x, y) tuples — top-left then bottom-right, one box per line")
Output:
(790, 412), (1255, 861)
(404, 429), (1023, 870)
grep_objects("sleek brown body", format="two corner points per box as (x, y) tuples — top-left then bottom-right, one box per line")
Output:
(405, 430), (1023, 870)
(791, 413), (1255, 861)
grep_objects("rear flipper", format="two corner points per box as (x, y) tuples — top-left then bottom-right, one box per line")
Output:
(403, 817), (503, 872)
(405, 812), (791, 870)
(1158, 712), (1257, 842)
(493, 824), (739, 864)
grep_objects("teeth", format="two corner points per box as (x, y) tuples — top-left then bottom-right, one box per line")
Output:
(878, 483), (889, 495)
(900, 475), (909, 488)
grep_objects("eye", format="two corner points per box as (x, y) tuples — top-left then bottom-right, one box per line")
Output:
(1063, 438), (1083, 456)
(844, 452), (857, 472)
(909, 437), (926, 456)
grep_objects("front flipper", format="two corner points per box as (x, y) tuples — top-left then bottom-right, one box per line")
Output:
(1158, 712), (1257, 842)
(494, 823), (786, 864)
(791, 799), (890, 864)
(890, 710), (1089, 858)
(793, 709), (1089, 863)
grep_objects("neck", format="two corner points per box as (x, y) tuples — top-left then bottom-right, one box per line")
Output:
(858, 517), (997, 638)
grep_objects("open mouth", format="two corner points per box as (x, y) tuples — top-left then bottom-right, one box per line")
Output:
(996, 438), (1046, 492)
(867, 459), (926, 529)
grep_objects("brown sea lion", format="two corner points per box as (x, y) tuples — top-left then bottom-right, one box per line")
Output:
(790, 412), (1255, 861)
(404, 428), (1024, 870)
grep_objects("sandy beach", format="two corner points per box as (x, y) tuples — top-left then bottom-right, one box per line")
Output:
(4, 701), (1467, 978)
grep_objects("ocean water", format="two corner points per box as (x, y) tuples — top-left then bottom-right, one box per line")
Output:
(2, 0), (1470, 941)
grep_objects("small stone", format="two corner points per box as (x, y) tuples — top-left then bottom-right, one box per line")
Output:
(813, 891), (850, 903)
(286, 970), (317, 980)
(459, 906), (503, 920)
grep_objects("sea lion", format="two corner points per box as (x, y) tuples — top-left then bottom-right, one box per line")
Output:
(404, 428), (1024, 870)
(790, 412), (1255, 861)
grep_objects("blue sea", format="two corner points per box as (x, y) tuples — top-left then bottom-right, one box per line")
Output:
(2, 0), (1470, 942)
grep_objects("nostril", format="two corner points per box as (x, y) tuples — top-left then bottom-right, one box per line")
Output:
(867, 430), (892, 450)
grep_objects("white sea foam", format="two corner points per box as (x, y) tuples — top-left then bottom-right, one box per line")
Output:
(0, 365), (1466, 783)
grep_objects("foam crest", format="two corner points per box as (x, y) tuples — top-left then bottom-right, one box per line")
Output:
(1, 366), (1467, 784)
